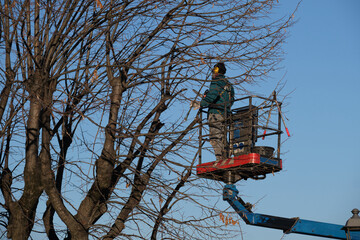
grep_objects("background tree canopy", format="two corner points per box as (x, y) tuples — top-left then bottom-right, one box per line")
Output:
(0, 0), (294, 239)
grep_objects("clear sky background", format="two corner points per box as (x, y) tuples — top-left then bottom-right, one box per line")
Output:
(15, 1), (359, 239)
(224, 1), (360, 239)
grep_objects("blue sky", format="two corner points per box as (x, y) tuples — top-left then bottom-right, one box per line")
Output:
(9, 1), (357, 239)
(226, 1), (360, 239)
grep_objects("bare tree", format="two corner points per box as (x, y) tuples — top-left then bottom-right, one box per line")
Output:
(0, 0), (295, 239)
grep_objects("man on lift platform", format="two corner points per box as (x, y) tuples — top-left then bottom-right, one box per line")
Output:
(194, 67), (283, 183)
(199, 62), (235, 162)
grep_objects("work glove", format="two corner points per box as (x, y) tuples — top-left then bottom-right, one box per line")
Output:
(203, 89), (209, 98)
(190, 100), (200, 110)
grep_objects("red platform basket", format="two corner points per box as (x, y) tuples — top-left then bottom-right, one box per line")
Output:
(196, 153), (282, 182)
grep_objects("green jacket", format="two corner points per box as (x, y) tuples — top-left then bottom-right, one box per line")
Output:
(200, 74), (235, 115)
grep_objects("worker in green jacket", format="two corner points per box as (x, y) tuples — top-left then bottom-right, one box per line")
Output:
(195, 62), (235, 161)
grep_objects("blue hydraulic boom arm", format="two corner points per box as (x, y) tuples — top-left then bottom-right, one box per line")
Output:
(223, 184), (360, 240)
